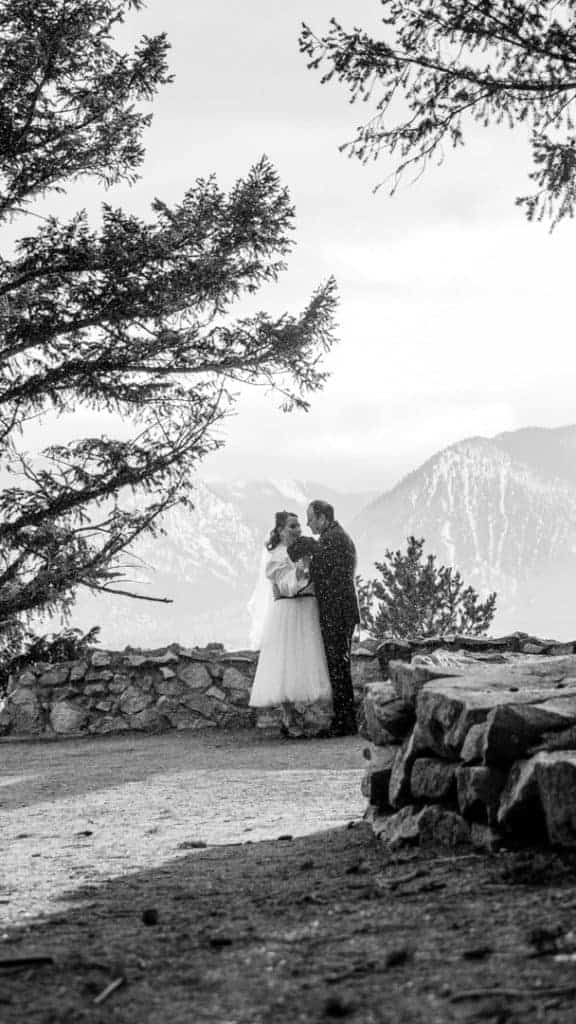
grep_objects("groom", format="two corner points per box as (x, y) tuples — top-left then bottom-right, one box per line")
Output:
(304, 500), (360, 737)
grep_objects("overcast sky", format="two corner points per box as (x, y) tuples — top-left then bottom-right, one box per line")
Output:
(23, 0), (576, 492)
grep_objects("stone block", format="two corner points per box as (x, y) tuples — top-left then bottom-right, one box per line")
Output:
(534, 752), (576, 848)
(410, 758), (457, 803)
(482, 701), (576, 768)
(529, 724), (576, 754)
(109, 673), (130, 693)
(179, 692), (219, 718)
(38, 664), (70, 687)
(460, 723), (486, 765)
(177, 662), (211, 690)
(456, 765), (507, 824)
(361, 681), (405, 745)
(5, 689), (43, 733)
(206, 685), (227, 702)
(416, 663), (576, 760)
(388, 660), (450, 704)
(497, 756), (545, 838)
(69, 661), (88, 682)
(91, 651), (111, 668)
(119, 685), (153, 716)
(127, 707), (169, 733)
(389, 725), (428, 809)
(148, 651), (179, 666)
(49, 701), (87, 734)
(83, 683), (106, 697)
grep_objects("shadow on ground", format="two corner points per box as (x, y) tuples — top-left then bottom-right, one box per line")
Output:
(3, 822), (576, 1023)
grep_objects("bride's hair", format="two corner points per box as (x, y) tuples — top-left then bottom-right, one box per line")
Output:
(266, 510), (297, 551)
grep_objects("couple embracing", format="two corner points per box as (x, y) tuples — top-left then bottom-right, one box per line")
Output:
(249, 500), (359, 738)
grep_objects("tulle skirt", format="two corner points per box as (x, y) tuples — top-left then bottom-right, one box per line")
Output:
(249, 595), (332, 707)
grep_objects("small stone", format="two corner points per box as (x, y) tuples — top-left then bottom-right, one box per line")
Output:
(323, 994), (355, 1018)
(385, 947), (412, 967)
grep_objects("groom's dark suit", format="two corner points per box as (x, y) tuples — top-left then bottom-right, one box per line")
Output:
(308, 521), (360, 735)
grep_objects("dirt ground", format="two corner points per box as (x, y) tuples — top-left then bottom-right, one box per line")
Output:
(2, 730), (576, 1023)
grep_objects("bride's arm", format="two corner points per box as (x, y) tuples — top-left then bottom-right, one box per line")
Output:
(266, 551), (305, 598)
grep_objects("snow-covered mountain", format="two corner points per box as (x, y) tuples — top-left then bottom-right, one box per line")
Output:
(67, 479), (376, 650)
(353, 426), (576, 640)
(65, 425), (576, 649)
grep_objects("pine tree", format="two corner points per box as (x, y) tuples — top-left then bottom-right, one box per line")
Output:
(0, 0), (338, 665)
(365, 536), (497, 640)
(301, 1), (576, 226)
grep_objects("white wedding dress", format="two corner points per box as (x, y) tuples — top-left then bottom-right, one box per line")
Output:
(249, 544), (332, 708)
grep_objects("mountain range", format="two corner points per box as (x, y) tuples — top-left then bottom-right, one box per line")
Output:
(64, 425), (576, 649)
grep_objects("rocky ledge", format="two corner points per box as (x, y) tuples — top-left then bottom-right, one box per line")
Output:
(361, 639), (576, 851)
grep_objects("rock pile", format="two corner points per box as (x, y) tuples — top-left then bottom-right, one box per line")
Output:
(362, 638), (576, 851)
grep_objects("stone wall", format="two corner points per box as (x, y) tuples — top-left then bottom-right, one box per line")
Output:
(0, 641), (382, 739)
(361, 633), (576, 851)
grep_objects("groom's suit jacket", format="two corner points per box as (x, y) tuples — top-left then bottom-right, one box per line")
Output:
(308, 521), (360, 632)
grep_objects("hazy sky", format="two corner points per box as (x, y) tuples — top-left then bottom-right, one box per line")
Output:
(23, 0), (576, 491)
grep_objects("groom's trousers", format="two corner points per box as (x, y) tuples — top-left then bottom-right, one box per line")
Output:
(320, 617), (357, 734)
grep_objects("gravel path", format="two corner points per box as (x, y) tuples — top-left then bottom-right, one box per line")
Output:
(0, 729), (366, 926)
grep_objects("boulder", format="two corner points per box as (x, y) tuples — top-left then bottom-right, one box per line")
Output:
(410, 758), (457, 804)
(5, 687), (43, 733)
(361, 682), (414, 745)
(119, 685), (153, 716)
(534, 752), (576, 848)
(482, 701), (576, 767)
(222, 667), (251, 705)
(456, 765), (506, 824)
(179, 692), (219, 718)
(416, 662), (576, 760)
(374, 804), (470, 850)
(177, 662), (211, 690)
(49, 701), (88, 735)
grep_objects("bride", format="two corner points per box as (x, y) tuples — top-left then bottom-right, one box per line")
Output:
(248, 510), (332, 733)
